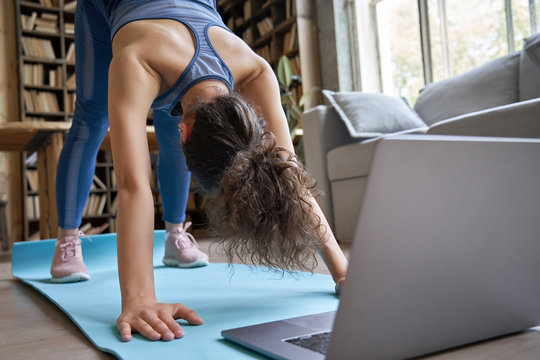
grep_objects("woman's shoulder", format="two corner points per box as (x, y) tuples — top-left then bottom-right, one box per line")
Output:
(207, 26), (268, 87)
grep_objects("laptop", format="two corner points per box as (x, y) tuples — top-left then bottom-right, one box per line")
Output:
(222, 135), (540, 359)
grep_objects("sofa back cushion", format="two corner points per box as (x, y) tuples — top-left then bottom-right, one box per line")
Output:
(414, 52), (520, 125)
(519, 33), (540, 101)
(322, 90), (426, 138)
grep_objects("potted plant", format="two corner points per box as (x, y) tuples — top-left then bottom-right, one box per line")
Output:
(276, 55), (318, 163)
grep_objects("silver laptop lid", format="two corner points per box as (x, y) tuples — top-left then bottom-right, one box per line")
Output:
(328, 135), (540, 359)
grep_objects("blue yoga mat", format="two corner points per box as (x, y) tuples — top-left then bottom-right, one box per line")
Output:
(12, 231), (339, 359)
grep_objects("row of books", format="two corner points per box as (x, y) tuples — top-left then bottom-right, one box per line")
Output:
(80, 221), (110, 235)
(82, 193), (107, 217)
(23, 64), (63, 87)
(285, 0), (296, 19)
(21, 36), (57, 59)
(23, 89), (61, 113)
(21, 12), (58, 34)
(33, 0), (59, 7)
(30, 0), (77, 11)
(243, 0), (272, 21)
(282, 22), (297, 53)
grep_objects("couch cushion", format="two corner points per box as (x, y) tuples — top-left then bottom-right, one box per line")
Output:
(326, 127), (427, 181)
(322, 90), (426, 138)
(414, 52), (520, 125)
(519, 33), (540, 101)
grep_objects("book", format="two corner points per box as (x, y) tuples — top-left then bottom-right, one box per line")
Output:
(83, 194), (95, 216)
(26, 12), (38, 31)
(256, 17), (273, 36)
(109, 195), (119, 214)
(26, 169), (39, 191)
(64, 1), (77, 12)
(243, 0), (251, 20)
(93, 174), (107, 190)
(65, 42), (75, 62)
(64, 23), (74, 35)
(96, 194), (107, 215)
(66, 92), (76, 113)
(34, 14), (59, 34)
(26, 196), (34, 219)
(86, 222), (109, 235)
(284, 23), (297, 52)
(80, 222), (92, 233)
(66, 72), (76, 88)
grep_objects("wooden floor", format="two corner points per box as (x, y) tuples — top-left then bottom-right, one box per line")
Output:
(1, 237), (540, 360)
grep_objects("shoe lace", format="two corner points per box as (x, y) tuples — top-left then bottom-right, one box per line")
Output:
(172, 222), (199, 250)
(59, 231), (91, 260)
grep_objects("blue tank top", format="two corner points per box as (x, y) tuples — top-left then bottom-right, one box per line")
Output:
(102, 0), (234, 116)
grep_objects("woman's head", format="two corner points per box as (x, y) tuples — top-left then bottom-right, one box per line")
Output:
(182, 94), (324, 273)
(182, 94), (263, 195)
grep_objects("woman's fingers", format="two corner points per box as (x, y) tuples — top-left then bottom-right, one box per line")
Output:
(141, 311), (177, 341)
(117, 302), (202, 342)
(173, 304), (204, 325)
(117, 321), (133, 342)
(159, 311), (185, 339)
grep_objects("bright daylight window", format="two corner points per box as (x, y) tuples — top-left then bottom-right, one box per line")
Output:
(356, 0), (539, 105)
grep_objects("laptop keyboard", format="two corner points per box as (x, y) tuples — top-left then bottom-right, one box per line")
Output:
(285, 331), (332, 355)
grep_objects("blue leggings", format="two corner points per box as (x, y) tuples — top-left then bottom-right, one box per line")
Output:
(56, 0), (190, 229)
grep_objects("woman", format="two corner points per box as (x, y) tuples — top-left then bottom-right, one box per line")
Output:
(52, 0), (348, 342)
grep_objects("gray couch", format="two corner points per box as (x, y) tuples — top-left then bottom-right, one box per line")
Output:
(304, 33), (540, 243)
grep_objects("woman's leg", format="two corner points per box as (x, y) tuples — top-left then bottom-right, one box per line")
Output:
(153, 109), (208, 267)
(52, 0), (112, 282)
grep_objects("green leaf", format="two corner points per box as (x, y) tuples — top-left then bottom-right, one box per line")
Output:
(277, 55), (293, 88)
(289, 115), (298, 129)
(299, 86), (319, 108)
(281, 94), (290, 106)
(291, 104), (303, 118)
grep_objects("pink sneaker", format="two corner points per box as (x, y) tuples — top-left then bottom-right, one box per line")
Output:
(50, 232), (91, 283)
(163, 222), (209, 268)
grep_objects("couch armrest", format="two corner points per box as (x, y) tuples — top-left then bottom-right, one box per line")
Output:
(303, 105), (360, 227)
(427, 98), (540, 138)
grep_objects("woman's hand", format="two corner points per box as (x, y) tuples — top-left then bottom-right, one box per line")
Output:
(117, 299), (204, 342)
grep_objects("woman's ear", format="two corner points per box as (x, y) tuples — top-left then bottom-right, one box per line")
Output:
(179, 122), (192, 143)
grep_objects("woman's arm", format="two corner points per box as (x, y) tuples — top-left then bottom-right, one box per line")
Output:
(108, 52), (202, 342)
(236, 58), (348, 284)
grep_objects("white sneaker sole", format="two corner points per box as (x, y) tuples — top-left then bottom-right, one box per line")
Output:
(51, 272), (91, 283)
(162, 257), (209, 268)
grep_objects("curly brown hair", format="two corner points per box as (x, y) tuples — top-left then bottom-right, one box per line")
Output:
(182, 94), (324, 272)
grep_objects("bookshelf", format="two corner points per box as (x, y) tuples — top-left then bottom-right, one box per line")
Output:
(218, 0), (301, 72)
(217, 0), (322, 112)
(15, 0), (77, 240)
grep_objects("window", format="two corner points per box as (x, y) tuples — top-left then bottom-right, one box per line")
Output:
(352, 0), (539, 105)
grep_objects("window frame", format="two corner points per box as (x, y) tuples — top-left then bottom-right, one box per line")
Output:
(350, 0), (539, 95)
